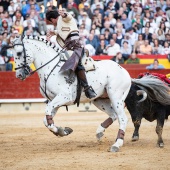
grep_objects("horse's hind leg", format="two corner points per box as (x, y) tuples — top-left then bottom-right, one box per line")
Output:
(107, 86), (130, 152)
(93, 99), (117, 140)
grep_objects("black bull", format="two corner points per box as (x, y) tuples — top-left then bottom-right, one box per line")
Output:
(101, 83), (170, 148)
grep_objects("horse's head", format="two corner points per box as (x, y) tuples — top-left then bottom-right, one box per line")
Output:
(12, 36), (33, 80)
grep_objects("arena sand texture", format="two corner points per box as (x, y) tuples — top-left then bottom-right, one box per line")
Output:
(0, 105), (170, 170)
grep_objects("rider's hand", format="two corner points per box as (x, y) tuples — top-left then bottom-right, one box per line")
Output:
(58, 10), (67, 18)
(46, 30), (55, 39)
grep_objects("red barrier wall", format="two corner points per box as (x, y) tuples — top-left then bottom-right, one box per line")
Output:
(0, 69), (170, 99)
(0, 72), (42, 99)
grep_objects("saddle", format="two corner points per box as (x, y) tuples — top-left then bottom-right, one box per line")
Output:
(60, 49), (96, 72)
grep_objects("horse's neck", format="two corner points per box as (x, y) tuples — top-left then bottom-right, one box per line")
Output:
(27, 40), (61, 75)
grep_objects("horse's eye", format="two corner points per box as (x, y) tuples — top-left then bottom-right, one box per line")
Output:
(17, 52), (22, 56)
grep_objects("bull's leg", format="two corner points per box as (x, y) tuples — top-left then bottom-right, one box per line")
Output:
(132, 118), (141, 141)
(44, 96), (73, 137)
(155, 110), (165, 148)
(93, 99), (117, 141)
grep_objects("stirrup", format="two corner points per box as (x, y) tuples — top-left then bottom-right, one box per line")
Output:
(84, 86), (96, 99)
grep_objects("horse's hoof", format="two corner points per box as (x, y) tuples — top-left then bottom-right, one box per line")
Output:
(132, 136), (139, 141)
(96, 132), (104, 141)
(64, 127), (73, 135)
(110, 146), (119, 152)
(57, 127), (73, 137)
(158, 143), (164, 148)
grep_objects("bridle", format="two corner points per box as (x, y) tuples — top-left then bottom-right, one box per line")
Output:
(13, 37), (65, 77)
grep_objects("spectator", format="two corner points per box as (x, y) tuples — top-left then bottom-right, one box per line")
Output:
(142, 27), (152, 43)
(156, 28), (165, 45)
(29, 8), (39, 28)
(23, 14), (36, 28)
(66, 1), (79, 20)
(127, 27), (138, 47)
(142, 21), (154, 34)
(121, 33), (132, 48)
(78, 11), (92, 31)
(14, 0), (22, 10)
(1, 20), (10, 34)
(86, 33), (98, 49)
(148, 16), (157, 33)
(0, 39), (5, 65)
(159, 22), (169, 34)
(79, 24), (89, 40)
(151, 39), (163, 54)
(114, 21), (125, 35)
(132, 19), (142, 34)
(92, 13), (102, 30)
(133, 33), (144, 53)
(106, 0), (119, 14)
(38, 6), (47, 35)
(3, 11), (13, 28)
(78, 0), (87, 11)
(89, 2), (101, 19)
(106, 12), (116, 28)
(12, 10), (24, 25)
(91, 24), (100, 36)
(111, 52), (124, 64)
(162, 41), (170, 55)
(121, 2), (130, 16)
(13, 20), (23, 35)
(98, 34), (109, 46)
(95, 39), (107, 55)
(155, 8), (164, 27)
(139, 39), (152, 54)
(46, 0), (56, 11)
(103, 28), (112, 45)
(8, 0), (15, 17)
(121, 41), (132, 60)
(128, 4), (139, 20)
(83, 2), (93, 20)
(101, 20), (114, 34)
(85, 44), (96, 57)
(106, 39), (120, 56)
(120, 13), (131, 30)
(146, 58), (165, 69)
(91, 0), (104, 13)
(126, 52), (140, 64)
(114, 7), (124, 20)
(22, 0), (40, 18)
(116, 30), (124, 47)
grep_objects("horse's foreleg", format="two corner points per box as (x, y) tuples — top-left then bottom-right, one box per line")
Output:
(93, 99), (117, 141)
(44, 99), (73, 137)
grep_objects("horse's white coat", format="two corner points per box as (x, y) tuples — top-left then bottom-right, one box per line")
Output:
(12, 36), (131, 152)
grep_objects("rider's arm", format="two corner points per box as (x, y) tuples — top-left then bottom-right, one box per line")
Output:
(59, 11), (72, 22)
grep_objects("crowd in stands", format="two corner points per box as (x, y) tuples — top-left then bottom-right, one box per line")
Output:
(0, 0), (170, 70)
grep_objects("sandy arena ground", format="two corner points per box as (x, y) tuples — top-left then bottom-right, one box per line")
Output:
(0, 104), (170, 170)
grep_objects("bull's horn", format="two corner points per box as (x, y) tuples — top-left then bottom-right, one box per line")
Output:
(136, 90), (147, 103)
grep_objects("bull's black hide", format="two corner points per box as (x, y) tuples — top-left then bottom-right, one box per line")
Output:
(125, 84), (170, 147)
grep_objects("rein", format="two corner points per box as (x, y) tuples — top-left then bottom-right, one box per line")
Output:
(13, 40), (66, 77)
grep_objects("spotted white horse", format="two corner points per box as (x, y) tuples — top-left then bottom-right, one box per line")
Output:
(10, 35), (131, 152)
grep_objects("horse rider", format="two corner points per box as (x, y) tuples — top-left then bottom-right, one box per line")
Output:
(46, 10), (96, 99)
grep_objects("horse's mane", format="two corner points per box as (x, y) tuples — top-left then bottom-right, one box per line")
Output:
(132, 75), (170, 105)
(23, 35), (60, 52)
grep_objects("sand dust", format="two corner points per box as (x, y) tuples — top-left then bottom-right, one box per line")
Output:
(0, 108), (170, 170)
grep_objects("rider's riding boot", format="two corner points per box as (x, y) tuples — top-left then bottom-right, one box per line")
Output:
(77, 69), (96, 99)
